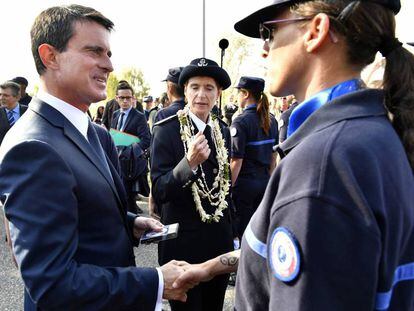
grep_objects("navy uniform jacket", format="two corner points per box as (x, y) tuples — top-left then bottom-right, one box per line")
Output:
(151, 115), (233, 265)
(112, 108), (151, 151)
(154, 99), (185, 123)
(235, 89), (414, 310)
(230, 104), (278, 176)
(0, 99), (159, 310)
(0, 104), (28, 144)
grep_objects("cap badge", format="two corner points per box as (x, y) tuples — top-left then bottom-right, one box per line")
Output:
(198, 58), (208, 67)
(269, 227), (300, 282)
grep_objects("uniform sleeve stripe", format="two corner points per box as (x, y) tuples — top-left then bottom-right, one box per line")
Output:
(246, 139), (276, 146)
(245, 222), (267, 259)
(375, 262), (414, 310)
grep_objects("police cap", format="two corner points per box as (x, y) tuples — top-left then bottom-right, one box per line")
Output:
(236, 76), (265, 93)
(162, 67), (184, 84)
(11, 76), (28, 86)
(178, 58), (231, 90)
(234, 0), (401, 38)
(143, 96), (153, 102)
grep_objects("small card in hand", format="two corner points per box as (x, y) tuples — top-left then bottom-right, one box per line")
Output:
(140, 223), (179, 244)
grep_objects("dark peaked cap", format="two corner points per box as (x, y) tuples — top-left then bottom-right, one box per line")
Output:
(236, 76), (265, 93)
(178, 58), (231, 90)
(235, 0), (401, 38)
(162, 67), (184, 84)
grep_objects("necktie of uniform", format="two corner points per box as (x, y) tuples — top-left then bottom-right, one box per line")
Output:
(87, 122), (112, 180)
(203, 124), (216, 154)
(7, 110), (15, 126)
(117, 112), (125, 130)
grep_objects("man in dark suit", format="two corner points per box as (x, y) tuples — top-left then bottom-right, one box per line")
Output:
(111, 81), (151, 213)
(151, 58), (234, 311)
(0, 81), (28, 145)
(0, 5), (189, 310)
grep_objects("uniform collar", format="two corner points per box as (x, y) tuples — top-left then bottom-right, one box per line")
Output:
(287, 79), (363, 137)
(244, 103), (257, 111)
(278, 89), (387, 157)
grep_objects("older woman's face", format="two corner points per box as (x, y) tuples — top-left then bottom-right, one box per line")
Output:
(185, 76), (221, 122)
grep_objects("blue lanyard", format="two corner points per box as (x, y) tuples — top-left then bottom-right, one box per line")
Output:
(287, 79), (362, 137)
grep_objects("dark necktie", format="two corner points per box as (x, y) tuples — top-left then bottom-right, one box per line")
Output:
(117, 112), (125, 130)
(87, 122), (112, 180)
(203, 124), (216, 155)
(7, 110), (15, 126)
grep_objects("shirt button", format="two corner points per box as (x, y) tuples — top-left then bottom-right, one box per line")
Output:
(213, 168), (218, 174)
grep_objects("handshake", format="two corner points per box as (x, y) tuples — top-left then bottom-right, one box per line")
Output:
(160, 260), (214, 302)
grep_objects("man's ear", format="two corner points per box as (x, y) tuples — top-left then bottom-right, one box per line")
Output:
(38, 43), (60, 70)
(303, 13), (331, 53)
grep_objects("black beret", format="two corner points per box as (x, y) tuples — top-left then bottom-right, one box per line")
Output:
(234, 0), (401, 38)
(236, 76), (265, 93)
(179, 58), (231, 90)
(11, 76), (28, 86)
(162, 67), (184, 84)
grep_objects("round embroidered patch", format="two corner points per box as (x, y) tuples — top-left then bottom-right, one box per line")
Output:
(269, 227), (300, 282)
(230, 127), (237, 137)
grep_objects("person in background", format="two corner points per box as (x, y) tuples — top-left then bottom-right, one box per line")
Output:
(93, 106), (104, 125)
(0, 5), (191, 310)
(173, 0), (414, 310)
(151, 57), (234, 311)
(111, 81), (151, 214)
(11, 76), (32, 106)
(230, 76), (278, 239)
(278, 94), (298, 143)
(0, 81), (28, 145)
(143, 95), (154, 120)
(154, 67), (185, 123)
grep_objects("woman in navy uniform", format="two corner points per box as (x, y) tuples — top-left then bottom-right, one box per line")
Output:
(151, 58), (233, 311)
(230, 76), (278, 238)
(173, 1), (414, 310)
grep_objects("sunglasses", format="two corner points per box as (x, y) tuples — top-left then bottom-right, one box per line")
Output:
(259, 17), (311, 42)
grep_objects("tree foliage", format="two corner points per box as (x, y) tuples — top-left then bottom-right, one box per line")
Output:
(105, 67), (150, 101)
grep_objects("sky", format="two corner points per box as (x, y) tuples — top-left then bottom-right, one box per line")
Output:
(1, 0), (413, 99)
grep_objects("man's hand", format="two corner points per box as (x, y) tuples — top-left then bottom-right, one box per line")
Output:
(186, 132), (210, 170)
(161, 260), (194, 302)
(133, 216), (163, 239)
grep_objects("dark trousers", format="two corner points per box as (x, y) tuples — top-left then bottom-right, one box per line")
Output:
(123, 179), (138, 213)
(233, 174), (269, 238)
(169, 274), (229, 311)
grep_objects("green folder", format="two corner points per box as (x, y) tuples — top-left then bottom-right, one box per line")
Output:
(109, 129), (140, 146)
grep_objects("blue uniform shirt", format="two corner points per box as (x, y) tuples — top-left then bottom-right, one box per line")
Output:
(230, 104), (278, 176)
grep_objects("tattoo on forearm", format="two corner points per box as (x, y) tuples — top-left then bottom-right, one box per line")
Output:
(220, 255), (239, 266)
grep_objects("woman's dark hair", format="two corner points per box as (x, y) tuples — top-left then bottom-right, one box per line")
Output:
(293, 0), (414, 168)
(249, 90), (271, 135)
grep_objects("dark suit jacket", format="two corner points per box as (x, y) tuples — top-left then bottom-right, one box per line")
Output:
(111, 108), (151, 151)
(0, 99), (158, 310)
(0, 104), (28, 145)
(150, 115), (233, 266)
(101, 98), (119, 130)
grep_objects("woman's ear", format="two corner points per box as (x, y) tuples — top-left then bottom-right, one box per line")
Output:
(303, 13), (331, 53)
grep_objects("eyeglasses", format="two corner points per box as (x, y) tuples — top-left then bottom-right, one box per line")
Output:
(259, 17), (311, 42)
(117, 96), (133, 101)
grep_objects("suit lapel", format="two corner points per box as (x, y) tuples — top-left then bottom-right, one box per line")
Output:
(30, 99), (124, 210)
(122, 109), (134, 132)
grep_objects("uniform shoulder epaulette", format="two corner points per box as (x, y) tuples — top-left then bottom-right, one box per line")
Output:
(153, 114), (178, 127)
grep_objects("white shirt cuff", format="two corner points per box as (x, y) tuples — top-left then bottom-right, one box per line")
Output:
(155, 267), (164, 311)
